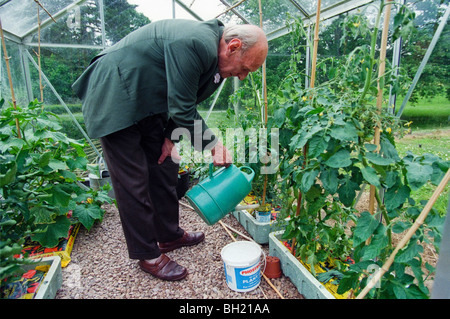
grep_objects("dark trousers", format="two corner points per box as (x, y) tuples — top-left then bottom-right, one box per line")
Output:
(100, 114), (184, 260)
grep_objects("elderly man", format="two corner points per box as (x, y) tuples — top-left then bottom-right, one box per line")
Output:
(73, 19), (268, 281)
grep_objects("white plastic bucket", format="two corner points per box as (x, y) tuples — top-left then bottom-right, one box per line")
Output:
(220, 241), (265, 292)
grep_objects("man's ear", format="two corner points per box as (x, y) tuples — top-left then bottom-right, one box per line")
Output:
(227, 38), (242, 55)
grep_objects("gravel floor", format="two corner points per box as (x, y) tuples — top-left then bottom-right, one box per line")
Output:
(55, 199), (304, 300)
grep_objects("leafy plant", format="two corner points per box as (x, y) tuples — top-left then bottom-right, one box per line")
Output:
(227, 70), (282, 208)
(0, 98), (113, 285)
(271, 2), (449, 299)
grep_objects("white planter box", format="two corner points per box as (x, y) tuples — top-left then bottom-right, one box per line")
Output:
(26, 256), (63, 299)
(268, 231), (335, 299)
(232, 210), (286, 244)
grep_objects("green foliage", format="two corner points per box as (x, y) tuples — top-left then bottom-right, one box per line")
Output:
(0, 98), (113, 285)
(272, 2), (449, 298)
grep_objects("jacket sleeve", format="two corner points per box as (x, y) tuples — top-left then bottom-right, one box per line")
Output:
(163, 37), (218, 151)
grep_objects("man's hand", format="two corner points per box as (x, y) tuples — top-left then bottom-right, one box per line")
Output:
(158, 138), (181, 164)
(211, 140), (232, 167)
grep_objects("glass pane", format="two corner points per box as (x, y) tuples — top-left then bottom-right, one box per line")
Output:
(222, 0), (306, 33)
(128, 0), (175, 21)
(292, 0), (360, 16)
(0, 0), (78, 38)
(28, 0), (103, 46)
(178, 0), (228, 20)
(0, 39), (29, 105)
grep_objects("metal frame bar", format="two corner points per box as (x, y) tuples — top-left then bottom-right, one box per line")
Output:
(1, 28), (21, 44)
(21, 42), (105, 50)
(22, 0), (88, 41)
(217, 0), (250, 24)
(18, 44), (34, 101)
(98, 0), (106, 49)
(305, 24), (311, 89)
(267, 0), (375, 41)
(388, 34), (402, 114)
(288, 0), (311, 18)
(174, 0), (203, 21)
(24, 49), (102, 159)
(396, 3), (450, 118)
(206, 78), (227, 122)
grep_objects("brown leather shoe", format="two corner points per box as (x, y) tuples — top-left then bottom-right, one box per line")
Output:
(158, 231), (205, 253)
(138, 254), (187, 281)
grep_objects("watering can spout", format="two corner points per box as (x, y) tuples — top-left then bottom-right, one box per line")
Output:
(186, 164), (255, 225)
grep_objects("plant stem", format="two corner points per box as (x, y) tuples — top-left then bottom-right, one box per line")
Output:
(358, 0), (384, 103)
(374, 188), (392, 248)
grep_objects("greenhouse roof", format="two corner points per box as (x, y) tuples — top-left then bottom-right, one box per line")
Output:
(1, 0), (375, 45)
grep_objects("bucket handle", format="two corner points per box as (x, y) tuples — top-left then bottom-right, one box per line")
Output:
(260, 247), (267, 277)
(239, 166), (255, 183)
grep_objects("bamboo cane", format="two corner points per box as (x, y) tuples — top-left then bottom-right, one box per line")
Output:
(369, 0), (392, 215)
(291, 0), (321, 255)
(258, 0), (270, 208)
(32, 0), (56, 105)
(309, 0), (321, 90)
(33, 0), (57, 23)
(178, 200), (285, 299)
(357, 168), (450, 299)
(0, 19), (21, 139)
(37, 4), (44, 103)
(297, 0), (321, 214)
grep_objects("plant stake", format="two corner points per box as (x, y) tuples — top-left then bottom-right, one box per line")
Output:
(291, 0), (321, 255)
(33, 0), (56, 104)
(258, 0), (270, 209)
(357, 168), (450, 299)
(369, 0), (392, 215)
(0, 18), (21, 138)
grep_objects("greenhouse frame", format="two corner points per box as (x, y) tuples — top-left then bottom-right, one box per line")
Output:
(2, 0), (448, 135)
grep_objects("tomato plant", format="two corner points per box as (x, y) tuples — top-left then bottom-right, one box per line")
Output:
(270, 2), (449, 298)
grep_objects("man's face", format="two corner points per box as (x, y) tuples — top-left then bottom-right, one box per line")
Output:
(218, 38), (267, 81)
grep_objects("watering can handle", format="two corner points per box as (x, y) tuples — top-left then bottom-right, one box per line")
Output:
(208, 163), (224, 179)
(239, 166), (255, 182)
(209, 163), (213, 179)
(208, 162), (232, 179)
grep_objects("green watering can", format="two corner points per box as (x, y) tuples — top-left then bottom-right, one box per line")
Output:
(186, 164), (255, 225)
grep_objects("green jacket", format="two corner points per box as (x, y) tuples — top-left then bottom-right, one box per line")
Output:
(72, 19), (224, 150)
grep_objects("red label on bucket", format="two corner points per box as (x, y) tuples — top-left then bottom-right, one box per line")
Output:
(230, 261), (261, 291)
(240, 262), (261, 276)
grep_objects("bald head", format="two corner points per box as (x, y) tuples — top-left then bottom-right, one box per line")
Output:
(223, 24), (268, 53)
(218, 24), (268, 80)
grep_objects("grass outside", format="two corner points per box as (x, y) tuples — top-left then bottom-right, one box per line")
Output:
(400, 95), (449, 118)
(399, 95), (450, 129)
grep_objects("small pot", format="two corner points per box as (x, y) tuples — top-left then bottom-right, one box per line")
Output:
(256, 210), (271, 223)
(255, 203), (272, 223)
(264, 256), (282, 279)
